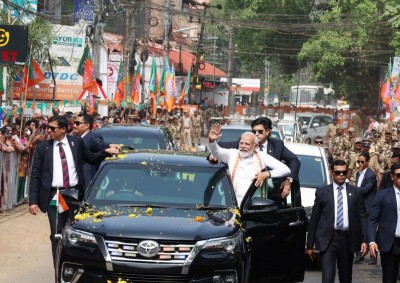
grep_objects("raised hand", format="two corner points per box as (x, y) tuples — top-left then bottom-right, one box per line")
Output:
(208, 124), (222, 143)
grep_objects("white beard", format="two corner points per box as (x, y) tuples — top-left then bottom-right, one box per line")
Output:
(238, 148), (254, 158)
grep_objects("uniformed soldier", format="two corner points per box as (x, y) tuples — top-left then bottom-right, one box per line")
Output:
(191, 111), (203, 146)
(347, 137), (363, 185)
(172, 115), (182, 148)
(326, 117), (338, 146)
(329, 125), (352, 161)
(181, 110), (192, 150)
(379, 129), (393, 172)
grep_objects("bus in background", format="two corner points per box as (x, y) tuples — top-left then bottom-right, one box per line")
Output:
(289, 85), (340, 109)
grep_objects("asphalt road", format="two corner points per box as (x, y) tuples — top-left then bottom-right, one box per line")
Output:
(0, 203), (384, 283)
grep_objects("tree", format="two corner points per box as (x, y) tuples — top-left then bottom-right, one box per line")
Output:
(298, 0), (396, 110)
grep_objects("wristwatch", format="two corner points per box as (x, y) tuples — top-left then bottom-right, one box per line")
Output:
(286, 177), (293, 183)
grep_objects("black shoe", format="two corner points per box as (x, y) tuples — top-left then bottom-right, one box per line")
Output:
(368, 258), (377, 265)
(353, 256), (364, 263)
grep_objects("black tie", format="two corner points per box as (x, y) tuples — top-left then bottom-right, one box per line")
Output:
(259, 144), (264, 152)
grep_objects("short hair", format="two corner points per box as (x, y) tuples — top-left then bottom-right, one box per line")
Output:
(358, 151), (370, 161)
(392, 151), (400, 159)
(25, 119), (39, 128)
(241, 131), (259, 145)
(251, 117), (272, 130)
(77, 113), (94, 130)
(48, 115), (69, 130)
(314, 136), (323, 141)
(391, 162), (400, 174)
(330, 159), (348, 171)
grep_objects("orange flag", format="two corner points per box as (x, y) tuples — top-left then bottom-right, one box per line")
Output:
(114, 61), (124, 106)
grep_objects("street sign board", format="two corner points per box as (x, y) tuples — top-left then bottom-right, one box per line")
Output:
(0, 25), (28, 65)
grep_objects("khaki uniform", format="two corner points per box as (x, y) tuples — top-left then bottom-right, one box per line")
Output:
(329, 134), (352, 161)
(191, 115), (203, 146)
(327, 124), (338, 140)
(348, 152), (362, 185)
(181, 116), (192, 150)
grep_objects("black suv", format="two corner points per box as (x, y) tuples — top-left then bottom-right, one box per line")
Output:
(94, 124), (178, 150)
(56, 151), (307, 283)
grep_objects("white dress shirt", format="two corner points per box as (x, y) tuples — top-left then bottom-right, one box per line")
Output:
(357, 168), (367, 187)
(209, 141), (291, 205)
(52, 136), (79, 187)
(394, 187), (400, 237)
(333, 182), (349, 230)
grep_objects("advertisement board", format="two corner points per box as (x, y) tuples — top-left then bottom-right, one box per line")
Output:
(73, 0), (95, 24)
(0, 25), (28, 65)
(50, 23), (86, 66)
(13, 66), (84, 101)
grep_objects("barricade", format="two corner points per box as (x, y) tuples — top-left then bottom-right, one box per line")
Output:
(0, 151), (24, 211)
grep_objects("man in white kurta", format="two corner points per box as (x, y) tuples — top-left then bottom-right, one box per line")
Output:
(208, 124), (291, 205)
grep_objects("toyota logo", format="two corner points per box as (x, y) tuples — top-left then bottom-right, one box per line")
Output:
(137, 240), (160, 258)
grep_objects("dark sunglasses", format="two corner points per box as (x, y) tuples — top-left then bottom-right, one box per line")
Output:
(356, 160), (366, 164)
(252, 130), (265, 134)
(394, 173), (400, 179)
(46, 125), (60, 131)
(74, 121), (85, 126)
(314, 141), (323, 144)
(333, 170), (348, 176)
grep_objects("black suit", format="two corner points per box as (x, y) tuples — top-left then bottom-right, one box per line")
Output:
(307, 183), (367, 283)
(355, 167), (377, 211)
(264, 138), (302, 206)
(81, 131), (109, 190)
(367, 187), (400, 282)
(28, 135), (109, 265)
(378, 171), (393, 190)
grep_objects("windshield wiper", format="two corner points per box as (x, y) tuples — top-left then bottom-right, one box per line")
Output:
(195, 205), (227, 211)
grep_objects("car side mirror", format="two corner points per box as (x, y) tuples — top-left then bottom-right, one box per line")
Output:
(59, 190), (81, 207)
(312, 122), (320, 128)
(243, 197), (277, 214)
(302, 129), (307, 134)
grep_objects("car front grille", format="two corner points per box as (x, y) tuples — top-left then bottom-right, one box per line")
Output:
(105, 239), (195, 263)
(106, 272), (190, 283)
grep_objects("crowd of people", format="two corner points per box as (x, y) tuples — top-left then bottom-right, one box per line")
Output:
(4, 102), (400, 282)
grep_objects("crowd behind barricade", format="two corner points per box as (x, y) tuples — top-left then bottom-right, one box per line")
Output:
(0, 102), (227, 211)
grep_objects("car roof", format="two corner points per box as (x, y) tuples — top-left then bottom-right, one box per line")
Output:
(284, 142), (325, 157)
(297, 112), (332, 118)
(102, 150), (225, 168)
(95, 124), (165, 134)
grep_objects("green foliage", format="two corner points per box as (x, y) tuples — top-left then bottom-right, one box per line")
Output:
(298, 0), (395, 109)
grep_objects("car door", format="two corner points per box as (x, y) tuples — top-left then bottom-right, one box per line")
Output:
(240, 179), (307, 283)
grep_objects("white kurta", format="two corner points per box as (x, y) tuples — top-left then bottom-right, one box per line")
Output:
(209, 141), (291, 205)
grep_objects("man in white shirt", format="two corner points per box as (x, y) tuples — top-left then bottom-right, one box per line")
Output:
(208, 124), (291, 205)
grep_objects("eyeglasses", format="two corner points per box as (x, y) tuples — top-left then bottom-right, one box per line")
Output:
(46, 125), (60, 132)
(314, 141), (323, 144)
(333, 170), (348, 176)
(74, 121), (85, 126)
(252, 130), (265, 134)
(394, 173), (400, 179)
(356, 160), (366, 164)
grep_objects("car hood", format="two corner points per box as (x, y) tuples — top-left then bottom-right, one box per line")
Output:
(72, 207), (239, 241)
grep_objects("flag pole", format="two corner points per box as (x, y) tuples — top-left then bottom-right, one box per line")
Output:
(19, 46), (32, 136)
(54, 189), (62, 240)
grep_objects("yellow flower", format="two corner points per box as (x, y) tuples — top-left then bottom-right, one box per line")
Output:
(146, 207), (153, 216)
(229, 208), (241, 217)
(194, 216), (205, 222)
(245, 236), (252, 243)
(117, 278), (127, 283)
(129, 213), (137, 218)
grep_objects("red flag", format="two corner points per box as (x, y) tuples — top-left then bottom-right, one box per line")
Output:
(20, 54), (45, 92)
(114, 61), (124, 106)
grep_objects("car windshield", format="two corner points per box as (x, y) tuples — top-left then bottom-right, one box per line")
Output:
(300, 116), (311, 126)
(296, 154), (328, 187)
(280, 125), (294, 136)
(87, 163), (234, 208)
(101, 131), (165, 149)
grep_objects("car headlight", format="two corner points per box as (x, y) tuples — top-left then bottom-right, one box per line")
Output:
(65, 227), (97, 246)
(202, 233), (241, 252)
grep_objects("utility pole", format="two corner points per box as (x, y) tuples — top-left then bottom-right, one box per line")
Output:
(227, 17), (235, 115)
(164, 0), (172, 59)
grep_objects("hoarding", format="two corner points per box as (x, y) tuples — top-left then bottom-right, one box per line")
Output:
(0, 25), (28, 65)
(73, 0), (95, 24)
(50, 23), (86, 66)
